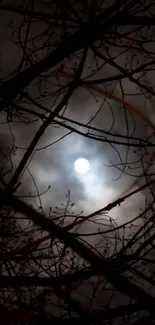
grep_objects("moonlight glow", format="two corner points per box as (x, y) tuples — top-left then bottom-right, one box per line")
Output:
(74, 158), (90, 174)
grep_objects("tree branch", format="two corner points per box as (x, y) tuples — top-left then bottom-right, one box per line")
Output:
(1, 188), (155, 314)
(0, 0), (135, 110)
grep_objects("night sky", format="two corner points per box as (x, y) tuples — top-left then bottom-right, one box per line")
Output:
(0, 0), (155, 322)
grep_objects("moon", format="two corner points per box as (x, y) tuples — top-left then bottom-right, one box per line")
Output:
(74, 158), (90, 174)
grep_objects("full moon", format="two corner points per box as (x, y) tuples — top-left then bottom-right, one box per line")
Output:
(74, 158), (90, 174)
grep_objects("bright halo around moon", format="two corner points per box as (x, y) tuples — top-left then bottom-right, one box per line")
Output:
(74, 158), (90, 174)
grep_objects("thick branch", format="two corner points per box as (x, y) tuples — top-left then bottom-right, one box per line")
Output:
(0, 269), (95, 288)
(1, 189), (155, 314)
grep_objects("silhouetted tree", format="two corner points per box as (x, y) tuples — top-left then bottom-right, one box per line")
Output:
(0, 1), (155, 325)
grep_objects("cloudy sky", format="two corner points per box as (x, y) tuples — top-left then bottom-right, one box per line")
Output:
(1, 1), (155, 320)
(0, 0), (155, 237)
